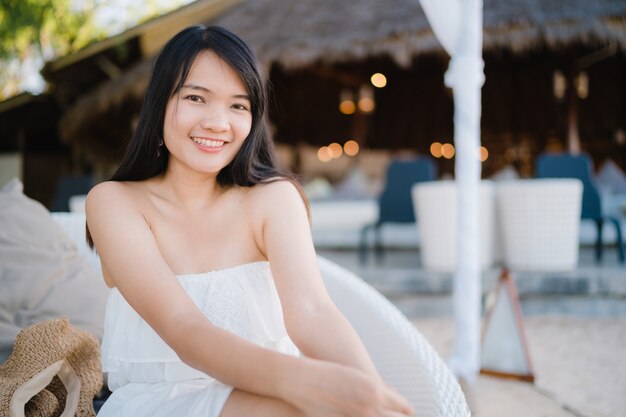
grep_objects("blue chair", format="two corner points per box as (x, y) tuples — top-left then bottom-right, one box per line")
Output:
(359, 158), (437, 264)
(50, 175), (94, 212)
(536, 153), (624, 263)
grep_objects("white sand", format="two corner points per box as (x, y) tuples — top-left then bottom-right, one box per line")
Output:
(412, 316), (626, 417)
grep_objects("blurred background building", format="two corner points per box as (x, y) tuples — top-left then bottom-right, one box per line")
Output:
(0, 0), (625, 208)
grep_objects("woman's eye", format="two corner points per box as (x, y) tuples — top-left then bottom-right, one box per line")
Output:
(186, 95), (205, 103)
(232, 103), (249, 111)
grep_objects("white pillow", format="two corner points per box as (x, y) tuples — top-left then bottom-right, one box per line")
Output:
(0, 179), (109, 362)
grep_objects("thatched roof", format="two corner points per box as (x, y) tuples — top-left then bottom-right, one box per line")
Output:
(59, 0), (626, 145)
(214, 0), (626, 68)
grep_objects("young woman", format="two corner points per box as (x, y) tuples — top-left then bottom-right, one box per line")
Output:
(87, 25), (413, 417)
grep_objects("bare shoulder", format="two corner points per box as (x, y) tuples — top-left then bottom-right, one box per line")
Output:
(85, 181), (149, 238)
(252, 178), (301, 196)
(244, 179), (310, 251)
(85, 181), (143, 215)
(247, 179), (307, 213)
(86, 180), (130, 203)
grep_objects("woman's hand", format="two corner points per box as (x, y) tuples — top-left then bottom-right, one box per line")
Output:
(284, 358), (414, 417)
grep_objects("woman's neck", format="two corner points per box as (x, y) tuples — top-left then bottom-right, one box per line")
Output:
(153, 164), (225, 213)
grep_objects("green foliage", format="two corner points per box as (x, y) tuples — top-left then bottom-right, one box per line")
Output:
(0, 0), (194, 100)
(0, 0), (106, 58)
(0, 0), (106, 99)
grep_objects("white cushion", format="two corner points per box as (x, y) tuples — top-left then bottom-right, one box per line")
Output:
(0, 178), (109, 362)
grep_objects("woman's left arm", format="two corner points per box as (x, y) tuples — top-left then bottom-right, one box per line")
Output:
(255, 180), (381, 381)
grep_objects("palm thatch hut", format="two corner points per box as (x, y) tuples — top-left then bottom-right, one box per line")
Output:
(53, 0), (626, 179)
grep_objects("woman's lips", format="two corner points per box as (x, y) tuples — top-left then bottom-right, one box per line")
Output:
(191, 136), (226, 152)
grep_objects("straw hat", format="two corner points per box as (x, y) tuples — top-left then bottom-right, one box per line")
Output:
(0, 318), (103, 417)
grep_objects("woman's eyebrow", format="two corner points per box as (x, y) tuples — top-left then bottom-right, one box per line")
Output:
(234, 94), (251, 101)
(182, 83), (250, 101)
(182, 83), (210, 92)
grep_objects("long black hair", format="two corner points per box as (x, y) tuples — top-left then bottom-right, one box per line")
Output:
(112, 25), (285, 185)
(88, 25), (307, 248)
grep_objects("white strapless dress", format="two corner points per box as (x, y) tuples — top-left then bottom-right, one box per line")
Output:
(97, 262), (300, 417)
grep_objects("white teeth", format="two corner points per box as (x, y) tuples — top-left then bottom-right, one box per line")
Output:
(191, 137), (224, 148)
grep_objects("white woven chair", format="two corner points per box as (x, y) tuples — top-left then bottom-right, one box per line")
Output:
(412, 180), (498, 272)
(52, 212), (469, 417)
(318, 257), (470, 417)
(496, 179), (583, 272)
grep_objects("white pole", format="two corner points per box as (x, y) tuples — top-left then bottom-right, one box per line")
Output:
(445, 0), (484, 382)
(418, 0), (485, 382)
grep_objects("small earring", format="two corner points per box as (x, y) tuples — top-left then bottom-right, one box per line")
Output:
(157, 140), (164, 158)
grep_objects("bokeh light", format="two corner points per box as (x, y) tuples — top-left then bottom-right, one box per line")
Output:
(317, 146), (332, 162)
(328, 142), (343, 158)
(358, 98), (375, 112)
(339, 89), (356, 115)
(371, 73), (387, 88)
(344, 140), (360, 156)
(441, 143), (455, 159)
(357, 85), (375, 113)
(430, 142), (443, 158)
(339, 100), (356, 115)
(479, 146), (489, 162)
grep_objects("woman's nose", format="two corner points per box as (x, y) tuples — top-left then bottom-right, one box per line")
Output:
(200, 109), (229, 132)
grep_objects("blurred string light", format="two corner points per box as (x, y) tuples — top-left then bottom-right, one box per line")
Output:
(575, 72), (589, 99)
(317, 146), (332, 162)
(328, 142), (343, 158)
(357, 85), (375, 113)
(441, 143), (455, 159)
(553, 71), (566, 100)
(479, 146), (489, 162)
(318, 140), (360, 162)
(429, 142), (489, 162)
(430, 142), (443, 158)
(343, 140), (360, 156)
(553, 71), (589, 100)
(339, 83), (378, 115)
(339, 89), (356, 115)
(371, 73), (387, 88)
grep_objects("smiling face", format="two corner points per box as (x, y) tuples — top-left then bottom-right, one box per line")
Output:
(162, 50), (253, 177)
